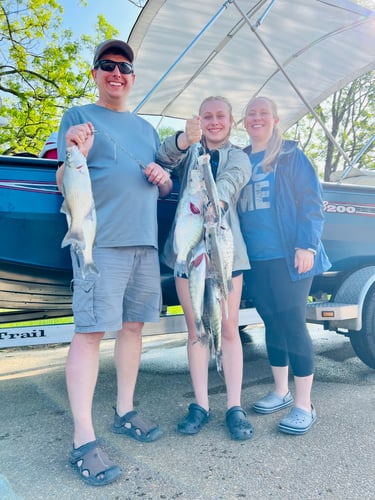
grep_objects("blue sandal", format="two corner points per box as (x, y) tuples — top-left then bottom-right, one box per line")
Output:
(253, 391), (294, 414)
(278, 405), (317, 435)
(177, 403), (210, 434)
(70, 440), (122, 486)
(111, 409), (163, 442)
(226, 406), (254, 441)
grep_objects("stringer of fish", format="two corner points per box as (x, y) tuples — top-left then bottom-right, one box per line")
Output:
(173, 146), (235, 372)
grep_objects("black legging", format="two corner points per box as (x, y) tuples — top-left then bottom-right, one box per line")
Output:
(244, 258), (314, 377)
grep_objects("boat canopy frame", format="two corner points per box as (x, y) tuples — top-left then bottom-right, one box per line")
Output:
(128, 0), (375, 168)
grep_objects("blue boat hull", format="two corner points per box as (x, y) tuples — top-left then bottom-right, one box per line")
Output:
(2, 155), (375, 322)
(0, 155), (179, 321)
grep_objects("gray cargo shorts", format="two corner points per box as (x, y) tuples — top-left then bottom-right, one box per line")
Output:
(71, 246), (161, 333)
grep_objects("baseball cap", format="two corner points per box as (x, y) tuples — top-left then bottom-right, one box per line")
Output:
(93, 39), (134, 67)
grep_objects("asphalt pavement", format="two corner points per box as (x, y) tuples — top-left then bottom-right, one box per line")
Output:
(0, 324), (374, 500)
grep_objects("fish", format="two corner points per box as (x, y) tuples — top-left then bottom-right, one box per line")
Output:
(203, 194), (232, 320)
(188, 240), (208, 339)
(205, 221), (229, 318)
(173, 147), (207, 276)
(218, 217), (234, 294)
(202, 276), (223, 371)
(198, 152), (221, 223)
(60, 145), (98, 277)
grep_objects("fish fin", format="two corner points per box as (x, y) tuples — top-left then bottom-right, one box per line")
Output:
(174, 260), (188, 277)
(83, 262), (100, 278)
(191, 253), (205, 267)
(198, 332), (210, 346)
(60, 201), (68, 215)
(195, 319), (203, 336)
(61, 228), (86, 249)
(216, 350), (223, 374)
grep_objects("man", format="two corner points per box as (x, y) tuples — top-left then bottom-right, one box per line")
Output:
(56, 39), (172, 486)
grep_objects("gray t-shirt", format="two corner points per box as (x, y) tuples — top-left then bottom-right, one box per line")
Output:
(58, 104), (161, 248)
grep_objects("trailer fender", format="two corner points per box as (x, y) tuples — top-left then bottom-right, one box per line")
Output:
(331, 266), (375, 331)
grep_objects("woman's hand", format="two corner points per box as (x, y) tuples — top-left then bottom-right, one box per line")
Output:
(294, 248), (315, 274)
(177, 116), (202, 150)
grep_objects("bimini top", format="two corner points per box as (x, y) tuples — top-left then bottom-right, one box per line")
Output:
(127, 0), (375, 131)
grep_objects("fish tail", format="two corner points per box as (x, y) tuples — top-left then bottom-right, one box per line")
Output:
(216, 350), (223, 374)
(199, 332), (210, 346)
(61, 228), (86, 249)
(83, 261), (100, 278)
(195, 318), (203, 336)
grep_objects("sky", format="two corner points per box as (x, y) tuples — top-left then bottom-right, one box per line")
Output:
(61, 0), (139, 41)
(60, 0), (183, 130)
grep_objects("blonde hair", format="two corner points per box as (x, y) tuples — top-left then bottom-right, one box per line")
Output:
(199, 95), (233, 116)
(199, 96), (234, 150)
(244, 96), (283, 172)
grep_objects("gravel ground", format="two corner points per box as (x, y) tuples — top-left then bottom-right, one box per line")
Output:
(0, 324), (374, 499)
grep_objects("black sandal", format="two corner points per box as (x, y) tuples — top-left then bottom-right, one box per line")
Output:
(226, 406), (254, 441)
(111, 408), (163, 442)
(177, 403), (210, 435)
(70, 440), (122, 486)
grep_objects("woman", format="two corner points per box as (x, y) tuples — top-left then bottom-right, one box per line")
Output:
(157, 96), (253, 440)
(238, 96), (331, 435)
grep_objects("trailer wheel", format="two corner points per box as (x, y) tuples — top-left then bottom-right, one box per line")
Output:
(349, 286), (375, 369)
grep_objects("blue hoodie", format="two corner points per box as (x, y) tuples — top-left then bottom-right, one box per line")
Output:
(238, 140), (331, 281)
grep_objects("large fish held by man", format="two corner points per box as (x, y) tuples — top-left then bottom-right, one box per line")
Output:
(60, 145), (99, 278)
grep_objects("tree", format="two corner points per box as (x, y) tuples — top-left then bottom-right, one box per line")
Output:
(287, 70), (375, 180)
(0, 0), (118, 155)
(157, 126), (178, 142)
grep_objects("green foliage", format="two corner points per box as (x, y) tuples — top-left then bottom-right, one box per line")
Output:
(157, 126), (177, 142)
(286, 71), (375, 180)
(0, 0), (119, 155)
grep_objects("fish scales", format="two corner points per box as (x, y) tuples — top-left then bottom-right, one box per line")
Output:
(60, 145), (98, 278)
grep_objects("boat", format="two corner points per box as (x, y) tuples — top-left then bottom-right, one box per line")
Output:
(0, 0), (374, 323)
(0, 154), (179, 322)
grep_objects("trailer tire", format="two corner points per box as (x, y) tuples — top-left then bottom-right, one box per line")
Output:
(349, 286), (375, 369)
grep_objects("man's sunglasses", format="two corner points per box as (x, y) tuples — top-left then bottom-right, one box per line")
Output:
(95, 60), (134, 74)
